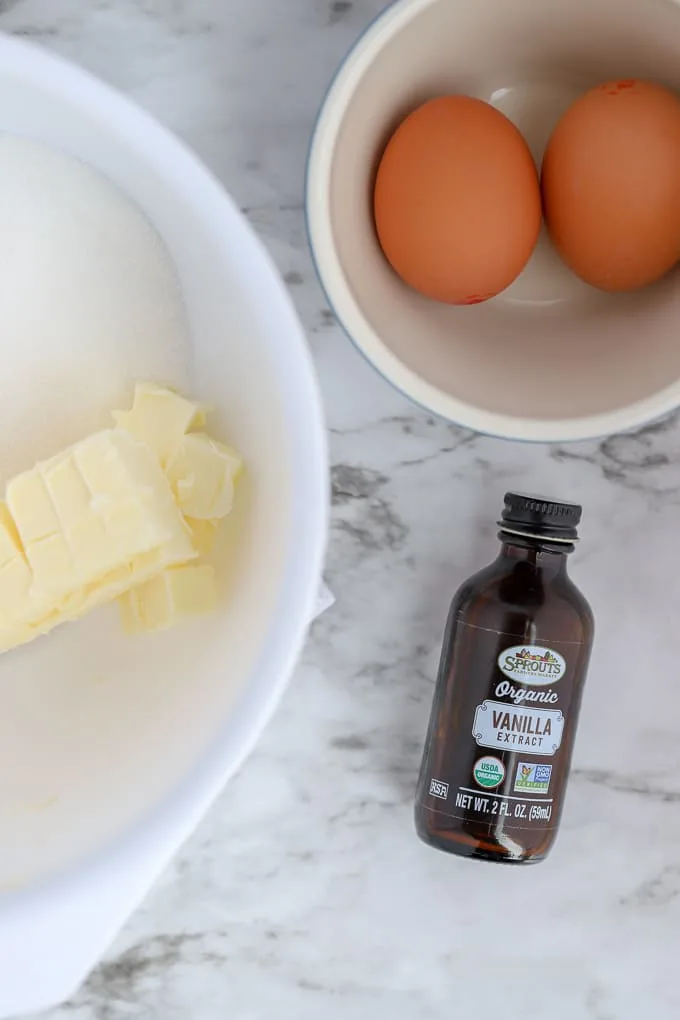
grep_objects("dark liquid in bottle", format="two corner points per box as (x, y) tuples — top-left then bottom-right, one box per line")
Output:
(415, 493), (594, 865)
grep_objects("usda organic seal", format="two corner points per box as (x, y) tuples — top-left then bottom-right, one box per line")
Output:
(473, 755), (505, 790)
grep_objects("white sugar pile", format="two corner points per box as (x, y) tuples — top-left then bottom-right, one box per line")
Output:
(0, 134), (190, 484)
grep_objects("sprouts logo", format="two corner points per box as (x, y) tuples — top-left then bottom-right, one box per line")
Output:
(498, 645), (566, 685)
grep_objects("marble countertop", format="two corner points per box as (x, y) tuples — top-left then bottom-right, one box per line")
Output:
(5, 1), (680, 1017)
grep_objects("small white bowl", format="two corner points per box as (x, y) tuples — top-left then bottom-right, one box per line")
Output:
(307, 0), (680, 442)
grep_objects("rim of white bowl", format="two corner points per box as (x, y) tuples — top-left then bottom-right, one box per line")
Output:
(0, 35), (328, 913)
(306, 0), (680, 443)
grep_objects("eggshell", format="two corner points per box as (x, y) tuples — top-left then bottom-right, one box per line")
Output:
(373, 96), (542, 305)
(541, 80), (680, 292)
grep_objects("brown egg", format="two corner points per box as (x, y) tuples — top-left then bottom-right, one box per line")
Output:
(542, 80), (680, 292)
(373, 96), (541, 305)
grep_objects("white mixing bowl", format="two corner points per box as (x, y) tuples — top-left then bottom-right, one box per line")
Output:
(0, 34), (327, 1016)
(307, 0), (680, 442)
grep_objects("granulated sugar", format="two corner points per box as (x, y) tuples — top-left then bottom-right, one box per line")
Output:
(0, 134), (190, 484)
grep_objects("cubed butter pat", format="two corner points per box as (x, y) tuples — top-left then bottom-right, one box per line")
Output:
(0, 586), (101, 653)
(0, 557), (34, 621)
(0, 620), (42, 655)
(119, 564), (216, 634)
(113, 382), (206, 468)
(166, 433), (242, 519)
(185, 517), (220, 557)
(6, 472), (60, 545)
(0, 383), (242, 655)
(0, 501), (48, 624)
(5, 429), (196, 620)
(0, 502), (24, 570)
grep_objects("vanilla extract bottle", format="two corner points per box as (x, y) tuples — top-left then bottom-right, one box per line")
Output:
(415, 493), (594, 864)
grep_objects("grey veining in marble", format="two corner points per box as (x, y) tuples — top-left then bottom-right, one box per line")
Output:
(3, 1), (680, 1018)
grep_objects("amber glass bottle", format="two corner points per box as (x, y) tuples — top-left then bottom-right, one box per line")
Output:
(415, 492), (594, 864)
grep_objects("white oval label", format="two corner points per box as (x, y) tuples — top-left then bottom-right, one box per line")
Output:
(497, 645), (566, 685)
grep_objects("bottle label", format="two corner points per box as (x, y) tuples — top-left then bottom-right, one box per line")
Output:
(497, 644), (566, 684)
(417, 624), (588, 841)
(472, 700), (564, 755)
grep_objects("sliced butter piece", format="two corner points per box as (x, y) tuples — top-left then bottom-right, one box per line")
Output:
(0, 382), (240, 655)
(6, 471), (60, 546)
(0, 588), (99, 653)
(0, 502), (24, 569)
(185, 517), (220, 557)
(6, 429), (196, 621)
(0, 584), (90, 652)
(0, 501), (49, 624)
(0, 557), (34, 622)
(166, 433), (242, 519)
(119, 564), (216, 634)
(0, 621), (43, 655)
(113, 383), (206, 468)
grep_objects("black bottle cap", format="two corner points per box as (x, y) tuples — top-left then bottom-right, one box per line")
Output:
(499, 492), (582, 544)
